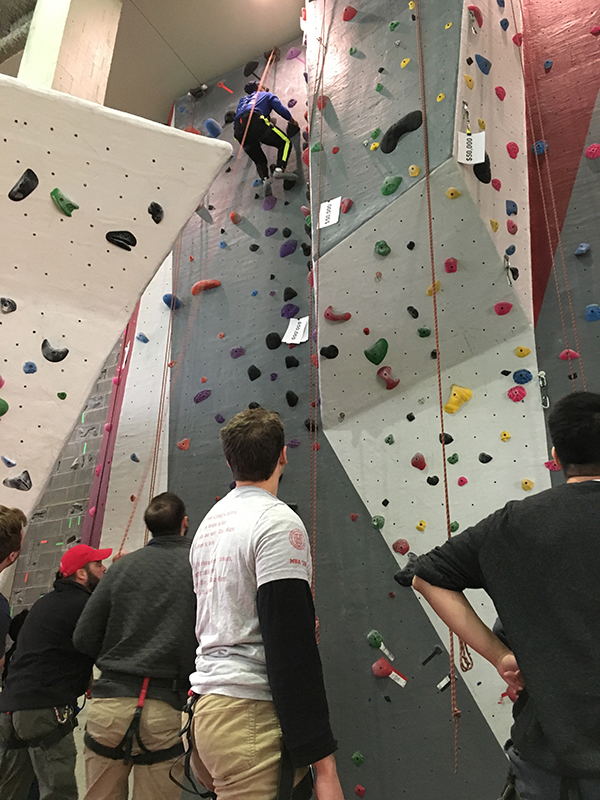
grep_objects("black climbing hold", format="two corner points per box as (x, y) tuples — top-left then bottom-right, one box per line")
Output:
(407, 241), (415, 250)
(378, 67), (385, 73)
(307, 262), (312, 270)
(427, 476), (440, 486)
(244, 59), (260, 78)
(479, 452), (493, 464)
(382, 499), (389, 506)
(220, 228), (227, 235)
(304, 224), (311, 237)
(430, 350), (437, 359)
(248, 365), (261, 381)
(380, 110), (423, 154)
(41, 339), (69, 363)
(282, 228), (292, 238)
(394, 552), (418, 587)
(568, 373), (578, 381)
(439, 433), (453, 445)
(1, 298), (17, 314)
(106, 231), (137, 251)
(384, 695), (392, 703)
(284, 200), (290, 206)
(283, 287), (298, 301)
(270, 275), (276, 281)
(473, 152), (492, 184)
(407, 412), (415, 421)
(3, 470), (32, 491)
(320, 345), (339, 359)
(266, 332), (282, 350)
(407, 306), (419, 319)
(510, 267), (519, 281)
(301, 243), (312, 257)
(411, 13), (416, 20)
(249, 244), (259, 252)
(9, 168), (39, 201)
(466, 56), (474, 65)
(224, 111), (235, 125)
(148, 202), (164, 224)
(254, 193), (260, 200)
(286, 355), (300, 369)
(248, 402), (261, 409)
(208, 205), (215, 210)
(225, 167), (232, 173)
(305, 418), (318, 432)
(501, 369), (512, 376)
(286, 390), (299, 407)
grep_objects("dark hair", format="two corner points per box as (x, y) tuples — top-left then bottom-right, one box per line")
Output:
(220, 408), (285, 482)
(144, 492), (186, 537)
(0, 506), (26, 563)
(548, 392), (600, 476)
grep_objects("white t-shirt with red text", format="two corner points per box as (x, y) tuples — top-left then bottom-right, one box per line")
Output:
(189, 486), (312, 701)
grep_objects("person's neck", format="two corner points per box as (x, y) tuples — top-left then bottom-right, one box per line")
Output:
(566, 475), (600, 483)
(235, 476), (279, 497)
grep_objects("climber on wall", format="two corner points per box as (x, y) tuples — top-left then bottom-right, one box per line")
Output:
(233, 81), (300, 197)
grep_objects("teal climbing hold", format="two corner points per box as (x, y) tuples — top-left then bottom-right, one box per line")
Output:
(371, 515), (385, 529)
(50, 188), (79, 216)
(381, 176), (402, 196)
(374, 240), (391, 256)
(364, 338), (389, 365)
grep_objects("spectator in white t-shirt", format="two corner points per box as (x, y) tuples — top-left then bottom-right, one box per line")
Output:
(187, 408), (344, 800)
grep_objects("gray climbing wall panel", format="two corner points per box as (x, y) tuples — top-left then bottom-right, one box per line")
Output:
(168, 33), (507, 797)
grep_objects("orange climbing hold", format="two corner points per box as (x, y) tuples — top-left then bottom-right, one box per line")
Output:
(324, 305), (352, 322)
(230, 212), (242, 224)
(184, 126), (202, 135)
(177, 438), (190, 451)
(343, 5), (357, 21)
(191, 279), (221, 296)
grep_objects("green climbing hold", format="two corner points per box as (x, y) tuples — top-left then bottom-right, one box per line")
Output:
(390, 20), (400, 30)
(349, 46), (357, 55)
(447, 453), (459, 464)
(376, 83), (384, 93)
(0, 398), (8, 416)
(367, 629), (383, 648)
(385, 434), (394, 445)
(374, 240), (391, 256)
(371, 515), (385, 529)
(364, 338), (389, 365)
(417, 326), (431, 338)
(311, 142), (324, 153)
(450, 521), (460, 533)
(381, 176), (402, 196)
(371, 127), (381, 139)
(352, 751), (366, 767)
(57, 392), (67, 400)
(305, 214), (312, 229)
(50, 188), (79, 216)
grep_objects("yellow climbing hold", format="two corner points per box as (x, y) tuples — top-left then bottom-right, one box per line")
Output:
(446, 187), (462, 199)
(515, 346), (531, 358)
(370, 142), (380, 150)
(490, 219), (499, 232)
(521, 479), (534, 491)
(416, 520), (427, 532)
(444, 384), (473, 414)
(445, 21), (453, 29)
(436, 92), (446, 102)
(478, 118), (486, 130)
(409, 164), (421, 177)
(401, 58), (411, 68)
(427, 280), (441, 296)
(408, 1), (415, 8)
(500, 430), (511, 442)
(465, 75), (474, 90)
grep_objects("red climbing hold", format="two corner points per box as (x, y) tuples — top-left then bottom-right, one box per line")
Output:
(372, 657), (393, 678)
(585, 144), (600, 159)
(377, 365), (400, 390)
(324, 305), (352, 321)
(591, 25), (600, 36)
(363, 327), (370, 335)
(355, 787), (366, 798)
(350, 513), (358, 521)
(168, 360), (175, 368)
(444, 257), (458, 273)
(230, 212), (242, 225)
(310, 354), (319, 367)
(189, 255), (194, 261)
(392, 538), (409, 555)
(492, 178), (502, 191)
(302, 147), (310, 167)
(312, 443), (320, 451)
(341, 198), (354, 213)
(317, 95), (329, 110)
(508, 385), (527, 402)
(177, 438), (190, 451)
(467, 5), (483, 27)
(332, 146), (340, 154)
(512, 32), (523, 46)
(191, 279), (221, 296)
(184, 126), (202, 135)
(201, 376), (207, 383)
(507, 141), (519, 159)
(411, 452), (426, 471)
(559, 348), (579, 361)
(343, 5), (357, 21)
(507, 219), (518, 235)
(496, 86), (507, 101)
(458, 477), (468, 487)
(308, 271), (314, 287)
(495, 302), (513, 316)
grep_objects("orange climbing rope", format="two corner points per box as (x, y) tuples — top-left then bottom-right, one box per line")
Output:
(413, 0), (472, 772)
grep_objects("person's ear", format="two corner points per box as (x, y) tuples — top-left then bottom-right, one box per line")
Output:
(7, 549), (20, 566)
(280, 446), (288, 467)
(551, 447), (562, 469)
(181, 515), (189, 535)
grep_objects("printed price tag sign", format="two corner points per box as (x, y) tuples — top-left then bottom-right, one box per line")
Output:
(282, 316), (309, 344)
(457, 131), (486, 164)
(319, 196), (342, 229)
(389, 670), (408, 688)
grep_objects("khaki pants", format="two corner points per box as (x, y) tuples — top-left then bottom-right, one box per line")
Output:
(84, 696), (184, 800)
(188, 694), (307, 800)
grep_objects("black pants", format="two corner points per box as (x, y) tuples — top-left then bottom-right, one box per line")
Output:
(234, 113), (291, 180)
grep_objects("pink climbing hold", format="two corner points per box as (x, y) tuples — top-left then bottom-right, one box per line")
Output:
(104, 423), (113, 432)
(507, 219), (518, 235)
(444, 257), (458, 273)
(411, 452), (427, 471)
(512, 32), (523, 46)
(332, 146), (340, 154)
(307, 271), (314, 287)
(341, 198), (354, 213)
(300, 205), (311, 218)
(89, 506), (96, 517)
(317, 95), (329, 110)
(585, 144), (600, 159)
(458, 477), (468, 487)
(310, 353), (319, 367)
(508, 385), (527, 402)
(302, 148), (310, 167)
(392, 538), (410, 555)
(343, 5), (357, 21)
(507, 141), (519, 159)
(0, 376), (4, 389)
(496, 86), (507, 101)
(494, 302), (513, 316)
(95, 464), (102, 477)
(355, 787), (366, 799)
(492, 178), (502, 191)
(559, 348), (579, 361)
(591, 25), (600, 36)
(350, 513), (358, 521)
(545, 459), (560, 471)
(324, 305), (352, 322)
(468, 5), (483, 27)
(377, 365), (400, 390)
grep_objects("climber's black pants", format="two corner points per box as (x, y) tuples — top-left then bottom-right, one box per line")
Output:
(234, 113), (291, 180)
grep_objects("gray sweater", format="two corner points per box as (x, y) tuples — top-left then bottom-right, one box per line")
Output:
(73, 535), (197, 709)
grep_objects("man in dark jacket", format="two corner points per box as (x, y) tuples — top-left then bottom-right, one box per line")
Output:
(0, 543), (111, 800)
(73, 492), (197, 800)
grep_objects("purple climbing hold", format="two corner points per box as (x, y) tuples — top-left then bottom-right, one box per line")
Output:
(287, 46), (302, 60)
(287, 438), (301, 448)
(280, 239), (298, 258)
(265, 227), (278, 236)
(281, 303), (300, 319)
(263, 195), (277, 211)
(230, 347), (246, 359)
(288, 98), (297, 108)
(194, 389), (211, 403)
(270, 373), (278, 381)
(215, 413), (225, 423)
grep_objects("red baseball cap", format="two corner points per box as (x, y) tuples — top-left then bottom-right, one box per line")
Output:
(59, 544), (113, 577)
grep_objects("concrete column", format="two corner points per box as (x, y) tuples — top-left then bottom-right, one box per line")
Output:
(18, 0), (122, 103)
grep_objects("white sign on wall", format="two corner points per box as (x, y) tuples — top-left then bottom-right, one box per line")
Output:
(319, 196), (342, 228)
(457, 131), (486, 164)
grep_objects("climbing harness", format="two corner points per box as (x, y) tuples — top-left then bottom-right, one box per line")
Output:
(5, 705), (78, 751)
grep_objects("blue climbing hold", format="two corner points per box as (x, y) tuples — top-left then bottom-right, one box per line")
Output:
(544, 59), (553, 71)
(475, 54), (492, 75)
(497, 0), (505, 6)
(575, 243), (591, 256)
(253, 178), (263, 187)
(500, 18), (509, 31)
(532, 140), (549, 155)
(585, 304), (600, 321)
(219, 241), (227, 249)
(513, 369), (533, 385)
(1, 456), (16, 468)
(205, 118), (222, 138)
(505, 245), (516, 256)
(506, 200), (518, 216)
(251, 290), (258, 296)
(130, 453), (140, 463)
(178, 106), (186, 113)
(162, 293), (182, 310)
(136, 333), (149, 343)
(23, 362), (37, 374)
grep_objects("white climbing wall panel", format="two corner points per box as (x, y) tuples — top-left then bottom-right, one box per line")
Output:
(0, 74), (231, 595)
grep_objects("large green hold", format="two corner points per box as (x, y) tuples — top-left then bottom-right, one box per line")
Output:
(371, 515), (385, 529)
(50, 188), (79, 216)
(310, 142), (324, 153)
(381, 176), (402, 196)
(364, 338), (388, 365)
(0, 398), (8, 416)
(374, 240), (391, 256)
(390, 20), (400, 31)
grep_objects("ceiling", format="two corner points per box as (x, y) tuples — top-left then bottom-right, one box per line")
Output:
(0, 0), (304, 123)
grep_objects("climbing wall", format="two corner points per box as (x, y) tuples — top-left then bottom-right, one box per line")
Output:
(306, 0), (550, 752)
(0, 73), (231, 601)
(165, 29), (507, 798)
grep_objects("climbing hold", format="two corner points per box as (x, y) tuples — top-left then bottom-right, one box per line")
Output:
(136, 332), (149, 344)
(41, 339), (69, 363)
(281, 303), (300, 319)
(162, 293), (182, 310)
(417, 326), (431, 337)
(513, 32), (523, 46)
(445, 22), (453, 29)
(349, 46), (357, 56)
(341, 198), (354, 213)
(364, 338), (389, 365)
(521, 479), (534, 491)
(343, 6), (357, 21)
(508, 386), (527, 402)
(285, 355), (299, 369)
(440, 432), (454, 445)
(355, 786), (366, 798)
(218, 333), (225, 339)
(0, 399), (8, 417)
(416, 520), (427, 532)
(286, 390), (299, 408)
(401, 58), (411, 68)
(3, 470), (32, 491)
(370, 142), (379, 151)
(575, 243), (591, 256)
(494, 302), (513, 316)
(515, 346), (531, 357)
(381, 176), (402, 196)
(411, 453), (426, 471)
(0, 298), (17, 314)
(544, 59), (553, 71)
(475, 54), (492, 75)
(374, 240), (391, 257)
(177, 439), (190, 451)
(464, 75), (475, 90)
(427, 280), (441, 296)
(389, 20), (400, 30)
(1, 455), (15, 467)
(219, 241), (227, 249)
(444, 385), (473, 414)
(479, 118), (486, 130)
(106, 231), (137, 250)
(407, 241), (416, 250)
(458, 477), (468, 487)
(265, 227), (278, 237)
(545, 460), (560, 472)
(507, 220), (518, 235)
(371, 515), (385, 529)
(194, 389), (212, 403)
(474, 153), (492, 184)
(146, 200), (164, 225)
(57, 392), (67, 400)
(377, 366), (400, 390)
(532, 140), (549, 155)
(8, 168), (39, 201)
(496, 86), (507, 101)
(248, 365), (261, 381)
(506, 245), (516, 255)
(409, 164), (421, 177)
(445, 258), (458, 273)
(385, 434), (395, 445)
(427, 476), (440, 486)
(50, 188), (79, 216)
(316, 95), (329, 111)
(280, 240), (298, 258)
(407, 306), (419, 319)
(375, 83), (384, 93)
(446, 187), (461, 199)
(230, 347), (246, 359)
(310, 142), (324, 154)
(479, 452), (493, 464)
(585, 144), (600, 160)
(437, 93), (446, 102)
(513, 369), (533, 385)
(324, 305), (352, 322)
(407, 413), (415, 422)
(500, 18), (509, 31)
(23, 362), (37, 374)
(352, 751), (365, 767)
(130, 453), (140, 463)
(229, 211), (242, 225)
(585, 305), (600, 322)
(301, 243), (312, 256)
(191, 279), (221, 296)
(263, 195), (277, 212)
(265, 332), (282, 352)
(283, 287), (298, 302)
(492, 178), (502, 191)
(447, 453), (459, 464)
(468, 5), (483, 27)
(559, 349), (579, 361)
(506, 200), (518, 216)
(320, 345), (339, 359)
(500, 431), (511, 442)
(393, 539), (410, 555)
(506, 142), (519, 159)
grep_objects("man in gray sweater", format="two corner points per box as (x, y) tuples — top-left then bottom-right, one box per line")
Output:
(73, 493), (197, 800)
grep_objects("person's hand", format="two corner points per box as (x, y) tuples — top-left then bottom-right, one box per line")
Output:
(112, 550), (128, 562)
(496, 650), (524, 695)
(313, 754), (345, 800)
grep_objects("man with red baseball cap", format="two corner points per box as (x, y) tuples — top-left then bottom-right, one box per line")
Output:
(0, 543), (111, 799)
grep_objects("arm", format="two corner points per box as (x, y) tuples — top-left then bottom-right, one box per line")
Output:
(72, 575), (112, 661)
(269, 94), (293, 122)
